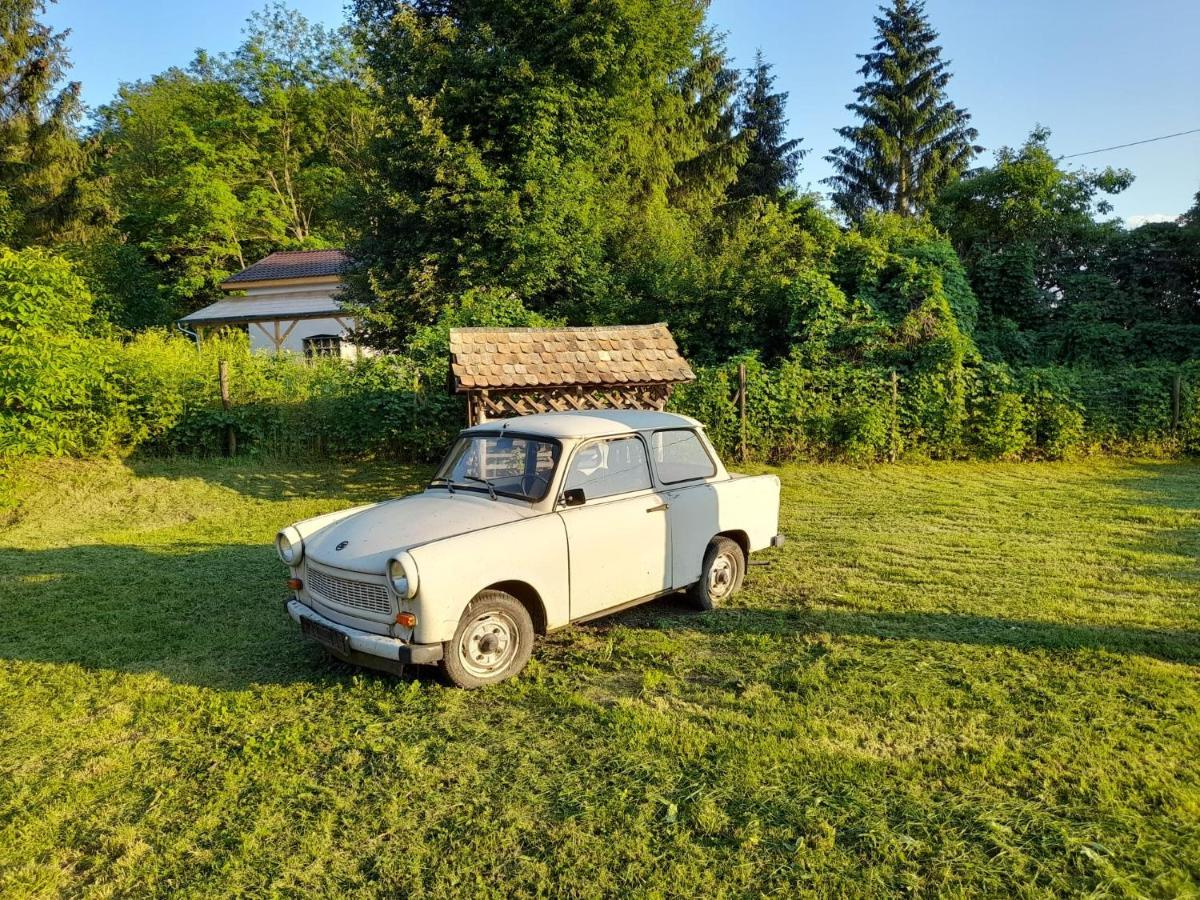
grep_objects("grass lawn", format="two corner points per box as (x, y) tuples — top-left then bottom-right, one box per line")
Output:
(1, 456), (1198, 897)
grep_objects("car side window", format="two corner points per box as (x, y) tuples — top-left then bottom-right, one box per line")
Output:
(651, 429), (717, 484)
(563, 436), (652, 501)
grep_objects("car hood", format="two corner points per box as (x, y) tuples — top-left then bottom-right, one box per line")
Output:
(302, 490), (533, 573)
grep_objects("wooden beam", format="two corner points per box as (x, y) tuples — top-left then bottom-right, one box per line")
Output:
(278, 318), (300, 346)
(251, 322), (274, 345)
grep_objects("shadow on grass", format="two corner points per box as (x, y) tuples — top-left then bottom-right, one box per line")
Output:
(0, 541), (443, 691)
(598, 598), (1200, 667)
(127, 456), (434, 505)
(2, 538), (1196, 695)
(1107, 460), (1200, 509)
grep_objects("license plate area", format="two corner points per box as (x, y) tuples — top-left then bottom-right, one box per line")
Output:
(301, 616), (351, 656)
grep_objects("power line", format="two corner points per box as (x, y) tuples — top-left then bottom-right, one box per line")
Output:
(1059, 128), (1200, 160)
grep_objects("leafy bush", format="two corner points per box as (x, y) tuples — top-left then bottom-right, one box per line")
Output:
(0, 248), (120, 460)
(966, 364), (1029, 460)
(0, 247), (1193, 469)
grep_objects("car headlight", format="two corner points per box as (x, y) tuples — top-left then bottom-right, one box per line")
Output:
(276, 526), (304, 565)
(387, 553), (419, 599)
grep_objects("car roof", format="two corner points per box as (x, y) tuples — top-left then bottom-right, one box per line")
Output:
(462, 410), (703, 440)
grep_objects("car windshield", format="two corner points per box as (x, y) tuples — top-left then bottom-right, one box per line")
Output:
(431, 434), (561, 502)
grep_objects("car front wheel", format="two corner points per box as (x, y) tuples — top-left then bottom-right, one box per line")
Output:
(441, 590), (535, 688)
(690, 537), (745, 611)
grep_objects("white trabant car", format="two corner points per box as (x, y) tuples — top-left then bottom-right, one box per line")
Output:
(279, 410), (782, 687)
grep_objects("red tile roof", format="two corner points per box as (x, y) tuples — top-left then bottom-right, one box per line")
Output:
(449, 324), (695, 391)
(222, 249), (349, 286)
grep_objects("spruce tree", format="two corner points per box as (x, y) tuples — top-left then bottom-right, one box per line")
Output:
(730, 50), (805, 202)
(0, 0), (85, 246)
(825, 0), (979, 220)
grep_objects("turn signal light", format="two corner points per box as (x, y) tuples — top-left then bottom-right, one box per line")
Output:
(395, 611), (417, 628)
(287, 578), (303, 591)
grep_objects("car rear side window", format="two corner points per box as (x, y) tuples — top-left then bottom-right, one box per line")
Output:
(564, 436), (652, 500)
(651, 429), (716, 484)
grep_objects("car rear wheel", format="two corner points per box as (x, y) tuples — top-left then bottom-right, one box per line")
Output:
(441, 590), (534, 688)
(690, 537), (745, 611)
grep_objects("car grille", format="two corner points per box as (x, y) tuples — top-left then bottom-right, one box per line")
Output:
(306, 567), (393, 615)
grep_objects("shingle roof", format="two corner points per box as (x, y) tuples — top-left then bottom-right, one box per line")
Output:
(449, 324), (695, 391)
(222, 249), (349, 286)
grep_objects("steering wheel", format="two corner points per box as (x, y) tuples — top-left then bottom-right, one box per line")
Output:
(524, 473), (551, 497)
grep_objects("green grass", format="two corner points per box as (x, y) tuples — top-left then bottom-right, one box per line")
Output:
(1, 456), (1198, 898)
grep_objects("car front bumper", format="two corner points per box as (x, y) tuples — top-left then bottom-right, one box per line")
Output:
(286, 598), (444, 674)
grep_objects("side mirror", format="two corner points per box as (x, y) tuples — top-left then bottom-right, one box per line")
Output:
(561, 488), (586, 507)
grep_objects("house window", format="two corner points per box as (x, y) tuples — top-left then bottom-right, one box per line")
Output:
(303, 335), (342, 359)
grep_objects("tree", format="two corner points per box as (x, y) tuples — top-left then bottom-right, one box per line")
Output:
(0, 0), (86, 246)
(932, 128), (1133, 358)
(203, 3), (374, 243)
(825, 0), (980, 221)
(729, 51), (804, 202)
(345, 0), (747, 344)
(94, 71), (253, 313)
(85, 3), (370, 320)
(1183, 189), (1200, 227)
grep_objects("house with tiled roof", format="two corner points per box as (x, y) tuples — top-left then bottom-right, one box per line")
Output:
(178, 249), (369, 358)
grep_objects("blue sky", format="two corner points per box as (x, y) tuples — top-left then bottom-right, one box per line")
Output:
(45, 0), (1200, 224)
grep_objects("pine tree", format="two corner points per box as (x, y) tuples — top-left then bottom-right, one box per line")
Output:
(730, 50), (805, 202)
(825, 0), (979, 220)
(0, 0), (85, 246)
(669, 32), (747, 214)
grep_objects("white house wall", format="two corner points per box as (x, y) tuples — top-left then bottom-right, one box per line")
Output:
(237, 283), (370, 358)
(247, 316), (365, 357)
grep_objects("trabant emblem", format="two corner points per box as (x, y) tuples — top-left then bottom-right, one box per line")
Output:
(335, 541), (349, 551)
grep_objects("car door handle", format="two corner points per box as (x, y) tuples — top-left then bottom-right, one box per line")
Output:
(646, 503), (669, 513)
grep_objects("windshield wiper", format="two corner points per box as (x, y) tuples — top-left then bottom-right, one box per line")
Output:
(463, 475), (497, 500)
(428, 476), (456, 494)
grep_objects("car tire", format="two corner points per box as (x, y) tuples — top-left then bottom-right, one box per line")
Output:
(690, 537), (745, 611)
(441, 590), (535, 689)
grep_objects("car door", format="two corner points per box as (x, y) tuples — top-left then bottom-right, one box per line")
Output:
(649, 428), (721, 589)
(556, 435), (672, 620)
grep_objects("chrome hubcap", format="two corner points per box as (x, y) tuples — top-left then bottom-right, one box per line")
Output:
(459, 611), (519, 677)
(708, 553), (736, 599)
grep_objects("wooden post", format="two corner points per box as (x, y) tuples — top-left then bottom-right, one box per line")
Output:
(218, 359), (236, 457)
(738, 362), (748, 462)
(889, 370), (900, 463)
(1172, 373), (1182, 434)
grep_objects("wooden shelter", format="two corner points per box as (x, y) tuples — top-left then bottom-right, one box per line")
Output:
(449, 324), (695, 425)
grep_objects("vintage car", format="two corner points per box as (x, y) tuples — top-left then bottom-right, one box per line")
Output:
(279, 410), (782, 687)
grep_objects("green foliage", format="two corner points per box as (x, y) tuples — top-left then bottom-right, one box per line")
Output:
(825, 0), (980, 220)
(729, 51), (805, 203)
(0, 247), (110, 459)
(930, 128), (1178, 366)
(83, 4), (370, 321)
(113, 332), (462, 462)
(64, 238), (173, 330)
(0, 0), (87, 246)
(406, 286), (561, 376)
(965, 364), (1028, 459)
(345, 0), (745, 344)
